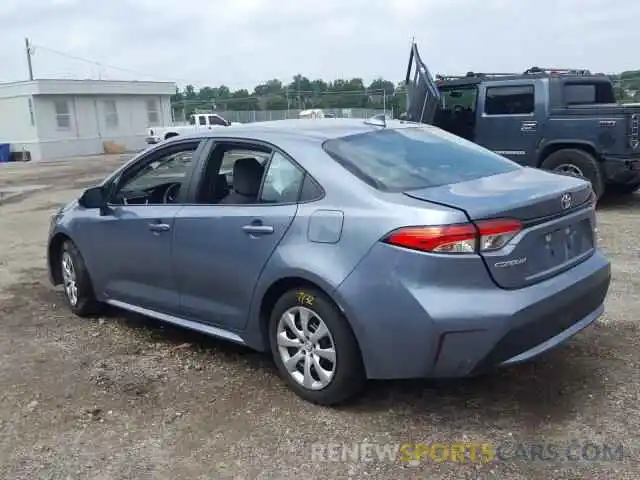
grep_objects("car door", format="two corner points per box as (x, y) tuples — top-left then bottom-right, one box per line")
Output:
(404, 42), (442, 124)
(474, 81), (541, 166)
(86, 140), (206, 314)
(172, 148), (304, 331)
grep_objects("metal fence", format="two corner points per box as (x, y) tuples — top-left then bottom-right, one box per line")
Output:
(171, 107), (392, 125)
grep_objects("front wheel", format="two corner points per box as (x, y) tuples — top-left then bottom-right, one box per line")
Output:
(269, 288), (366, 405)
(60, 240), (103, 317)
(541, 149), (605, 200)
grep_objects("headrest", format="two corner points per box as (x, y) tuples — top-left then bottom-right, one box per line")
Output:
(233, 157), (264, 196)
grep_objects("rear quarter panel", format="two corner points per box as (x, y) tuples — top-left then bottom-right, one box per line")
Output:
(542, 108), (629, 160)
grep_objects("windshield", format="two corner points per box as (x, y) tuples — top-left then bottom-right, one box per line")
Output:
(322, 126), (520, 191)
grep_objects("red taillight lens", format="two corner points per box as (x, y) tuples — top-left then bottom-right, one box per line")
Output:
(384, 224), (477, 253)
(383, 219), (522, 254)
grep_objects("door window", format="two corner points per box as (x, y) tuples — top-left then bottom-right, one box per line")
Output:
(209, 115), (228, 126)
(111, 144), (198, 205)
(198, 116), (207, 126)
(194, 144), (308, 204)
(260, 153), (305, 203)
(484, 85), (535, 115)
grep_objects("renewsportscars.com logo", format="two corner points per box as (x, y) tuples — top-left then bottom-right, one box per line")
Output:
(310, 442), (625, 465)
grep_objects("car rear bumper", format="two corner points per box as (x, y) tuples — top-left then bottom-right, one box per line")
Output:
(336, 244), (611, 380)
(601, 155), (640, 185)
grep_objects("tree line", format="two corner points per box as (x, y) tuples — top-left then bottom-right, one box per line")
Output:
(171, 69), (640, 116)
(171, 75), (406, 115)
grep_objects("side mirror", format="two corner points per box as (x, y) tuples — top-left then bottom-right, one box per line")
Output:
(78, 185), (106, 209)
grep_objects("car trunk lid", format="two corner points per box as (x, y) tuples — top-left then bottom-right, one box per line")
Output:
(404, 168), (596, 289)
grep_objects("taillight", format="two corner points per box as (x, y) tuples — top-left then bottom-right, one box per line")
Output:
(383, 218), (522, 254)
(476, 218), (522, 251)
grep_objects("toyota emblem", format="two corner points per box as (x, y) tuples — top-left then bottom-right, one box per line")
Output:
(560, 193), (572, 210)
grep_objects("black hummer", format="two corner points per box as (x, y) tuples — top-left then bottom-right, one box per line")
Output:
(404, 43), (640, 199)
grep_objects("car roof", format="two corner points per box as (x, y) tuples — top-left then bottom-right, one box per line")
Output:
(177, 118), (421, 145)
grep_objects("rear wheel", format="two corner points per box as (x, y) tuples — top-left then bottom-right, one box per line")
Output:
(164, 132), (179, 140)
(541, 149), (605, 200)
(60, 240), (103, 317)
(269, 288), (366, 405)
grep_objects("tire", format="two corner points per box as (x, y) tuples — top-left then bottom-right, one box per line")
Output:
(164, 133), (179, 140)
(541, 149), (605, 200)
(606, 183), (640, 195)
(60, 240), (103, 317)
(269, 287), (366, 405)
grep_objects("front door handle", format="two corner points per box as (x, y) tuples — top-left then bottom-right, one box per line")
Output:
(148, 222), (171, 233)
(242, 224), (274, 235)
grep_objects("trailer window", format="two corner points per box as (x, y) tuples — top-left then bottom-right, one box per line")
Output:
(323, 126), (519, 191)
(564, 82), (615, 105)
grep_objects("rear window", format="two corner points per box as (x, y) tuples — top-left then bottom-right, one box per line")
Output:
(563, 82), (615, 105)
(322, 127), (519, 191)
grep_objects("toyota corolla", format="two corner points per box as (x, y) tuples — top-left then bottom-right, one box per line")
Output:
(47, 118), (611, 405)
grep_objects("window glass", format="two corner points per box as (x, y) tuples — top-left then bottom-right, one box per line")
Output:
(199, 116), (207, 125)
(299, 174), (324, 202)
(484, 85), (534, 115)
(146, 99), (160, 126)
(209, 115), (228, 126)
(260, 153), (304, 203)
(441, 88), (477, 110)
(563, 82), (615, 105)
(104, 99), (118, 129)
(54, 99), (71, 129)
(113, 147), (196, 204)
(197, 148), (271, 204)
(322, 126), (519, 191)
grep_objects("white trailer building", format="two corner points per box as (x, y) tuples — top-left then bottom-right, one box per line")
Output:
(0, 79), (176, 161)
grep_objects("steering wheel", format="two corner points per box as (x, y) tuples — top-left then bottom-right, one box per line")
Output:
(163, 183), (181, 204)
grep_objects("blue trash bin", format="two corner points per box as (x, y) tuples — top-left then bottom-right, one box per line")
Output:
(0, 144), (10, 163)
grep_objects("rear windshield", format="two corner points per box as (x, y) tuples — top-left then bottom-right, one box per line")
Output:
(322, 127), (519, 191)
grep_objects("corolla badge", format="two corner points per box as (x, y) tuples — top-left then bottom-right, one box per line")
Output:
(561, 193), (572, 210)
(494, 257), (527, 268)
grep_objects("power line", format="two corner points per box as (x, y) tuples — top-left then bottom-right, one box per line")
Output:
(26, 42), (406, 93)
(30, 42), (197, 85)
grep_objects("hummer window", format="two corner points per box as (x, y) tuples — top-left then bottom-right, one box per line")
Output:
(434, 87), (478, 141)
(485, 85), (535, 115)
(563, 82), (615, 105)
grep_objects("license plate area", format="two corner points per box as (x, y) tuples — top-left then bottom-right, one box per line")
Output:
(534, 218), (593, 273)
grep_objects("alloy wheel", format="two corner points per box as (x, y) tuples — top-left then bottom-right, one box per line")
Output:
(554, 163), (585, 178)
(61, 251), (78, 306)
(276, 306), (337, 390)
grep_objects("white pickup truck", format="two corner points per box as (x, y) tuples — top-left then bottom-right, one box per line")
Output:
(145, 113), (239, 144)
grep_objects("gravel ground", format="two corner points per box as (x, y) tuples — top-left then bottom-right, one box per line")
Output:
(1, 155), (639, 479)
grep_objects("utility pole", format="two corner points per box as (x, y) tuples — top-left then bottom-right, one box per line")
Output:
(25, 38), (34, 80)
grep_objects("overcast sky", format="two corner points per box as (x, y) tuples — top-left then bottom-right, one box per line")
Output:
(1, 0), (639, 90)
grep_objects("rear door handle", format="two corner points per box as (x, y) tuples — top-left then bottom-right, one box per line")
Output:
(148, 222), (171, 232)
(242, 224), (274, 235)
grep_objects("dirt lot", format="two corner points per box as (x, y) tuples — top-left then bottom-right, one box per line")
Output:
(1, 155), (639, 479)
